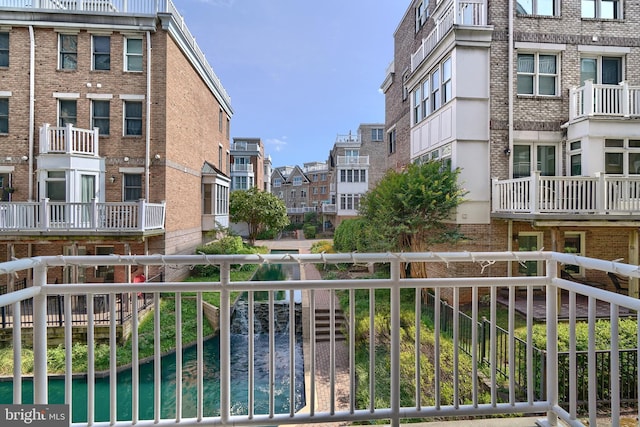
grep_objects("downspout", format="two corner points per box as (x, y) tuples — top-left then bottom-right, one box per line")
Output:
(145, 31), (151, 201)
(29, 26), (35, 201)
(507, 0), (514, 178)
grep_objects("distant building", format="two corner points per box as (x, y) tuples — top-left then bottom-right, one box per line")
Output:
(230, 138), (265, 191)
(0, 1), (232, 284)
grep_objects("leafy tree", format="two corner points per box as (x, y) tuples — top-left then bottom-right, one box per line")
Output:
(358, 161), (466, 277)
(229, 187), (289, 245)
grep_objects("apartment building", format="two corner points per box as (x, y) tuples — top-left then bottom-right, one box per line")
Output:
(0, 0), (232, 284)
(383, 0), (640, 293)
(230, 137), (265, 192)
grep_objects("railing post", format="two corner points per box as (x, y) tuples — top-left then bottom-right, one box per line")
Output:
(595, 172), (605, 212)
(66, 123), (74, 153)
(584, 80), (594, 116)
(138, 199), (146, 231)
(40, 123), (50, 154)
(545, 260), (559, 425)
(41, 198), (50, 230)
(390, 258), (401, 427)
(621, 81), (630, 117)
(491, 178), (499, 212)
(531, 171), (540, 214)
(32, 264), (48, 404)
(219, 261), (231, 424)
(569, 87), (577, 120)
(93, 127), (100, 156)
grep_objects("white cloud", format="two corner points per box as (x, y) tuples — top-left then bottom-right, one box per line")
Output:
(265, 137), (287, 152)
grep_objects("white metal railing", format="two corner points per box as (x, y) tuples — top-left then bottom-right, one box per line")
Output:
(492, 172), (640, 214)
(231, 142), (260, 152)
(411, 0), (487, 71)
(39, 123), (99, 156)
(336, 155), (369, 166)
(0, 199), (165, 231)
(321, 203), (336, 213)
(287, 207), (316, 214)
(569, 81), (640, 122)
(231, 164), (254, 173)
(0, 251), (638, 427)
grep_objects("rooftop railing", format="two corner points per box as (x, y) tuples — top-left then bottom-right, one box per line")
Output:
(492, 171), (640, 215)
(0, 251), (638, 426)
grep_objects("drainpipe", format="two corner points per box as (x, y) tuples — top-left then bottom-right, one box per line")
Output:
(507, 0), (514, 178)
(29, 26), (35, 201)
(145, 31), (151, 201)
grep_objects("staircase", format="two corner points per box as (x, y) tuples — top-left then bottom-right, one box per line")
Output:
(315, 307), (347, 342)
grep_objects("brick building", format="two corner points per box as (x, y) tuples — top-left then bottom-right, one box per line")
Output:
(0, 1), (232, 285)
(384, 0), (640, 293)
(230, 138), (265, 192)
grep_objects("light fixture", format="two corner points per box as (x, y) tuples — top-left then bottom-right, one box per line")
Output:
(21, 155), (28, 161)
(154, 154), (161, 160)
(124, 156), (130, 162)
(110, 175), (116, 183)
(503, 147), (511, 156)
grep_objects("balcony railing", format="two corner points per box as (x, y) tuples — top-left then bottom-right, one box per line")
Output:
(336, 155), (369, 166)
(411, 0), (487, 71)
(0, 0), (170, 15)
(569, 81), (640, 122)
(0, 251), (638, 426)
(0, 199), (165, 232)
(321, 203), (336, 213)
(287, 207), (316, 214)
(230, 163), (254, 173)
(231, 142), (260, 152)
(492, 172), (640, 214)
(39, 123), (99, 156)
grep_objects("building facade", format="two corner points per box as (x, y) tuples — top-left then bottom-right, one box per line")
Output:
(230, 137), (265, 192)
(0, 0), (232, 284)
(384, 0), (640, 293)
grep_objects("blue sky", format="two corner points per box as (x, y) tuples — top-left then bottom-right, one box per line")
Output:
(173, 0), (407, 167)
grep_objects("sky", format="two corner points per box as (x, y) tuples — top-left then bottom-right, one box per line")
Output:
(172, 0), (407, 167)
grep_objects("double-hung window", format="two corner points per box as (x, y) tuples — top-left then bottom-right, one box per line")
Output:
(517, 53), (558, 96)
(442, 57), (452, 104)
(582, 0), (621, 19)
(59, 100), (77, 126)
(415, 1), (427, 32)
(92, 100), (110, 135)
(293, 176), (302, 186)
(123, 174), (142, 201)
(125, 37), (143, 72)
(59, 34), (77, 70)
(413, 86), (422, 124)
(92, 35), (110, 70)
(0, 33), (8, 67)
(580, 56), (622, 85)
(124, 101), (142, 136)
(516, 0), (558, 16)
(431, 68), (441, 111)
(371, 128), (383, 141)
(604, 139), (640, 175)
(421, 79), (430, 118)
(0, 98), (7, 133)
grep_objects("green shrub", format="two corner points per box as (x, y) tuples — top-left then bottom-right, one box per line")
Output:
(310, 240), (335, 254)
(193, 236), (262, 276)
(302, 224), (316, 239)
(334, 218), (369, 252)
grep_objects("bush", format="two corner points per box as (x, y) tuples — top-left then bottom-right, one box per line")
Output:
(334, 218), (369, 252)
(310, 240), (335, 254)
(303, 224), (316, 239)
(193, 236), (260, 276)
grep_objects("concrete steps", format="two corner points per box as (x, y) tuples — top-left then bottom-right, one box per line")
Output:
(315, 307), (347, 342)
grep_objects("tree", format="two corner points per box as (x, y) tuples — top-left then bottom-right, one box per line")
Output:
(229, 187), (290, 245)
(358, 161), (466, 277)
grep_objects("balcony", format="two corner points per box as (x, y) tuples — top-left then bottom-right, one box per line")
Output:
(0, 0), (167, 15)
(336, 155), (369, 166)
(492, 172), (640, 217)
(411, 0), (488, 72)
(321, 203), (336, 213)
(0, 199), (165, 235)
(287, 206), (316, 214)
(568, 81), (640, 123)
(231, 142), (261, 152)
(39, 124), (99, 157)
(230, 163), (254, 173)
(0, 251), (638, 426)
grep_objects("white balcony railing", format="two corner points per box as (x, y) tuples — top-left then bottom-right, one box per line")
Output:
(231, 142), (260, 152)
(569, 81), (640, 122)
(411, 0), (487, 71)
(39, 123), (99, 156)
(492, 172), (640, 214)
(321, 203), (336, 213)
(0, 199), (165, 232)
(231, 163), (254, 173)
(336, 155), (369, 166)
(0, 0), (169, 15)
(0, 251), (638, 426)
(287, 207), (317, 214)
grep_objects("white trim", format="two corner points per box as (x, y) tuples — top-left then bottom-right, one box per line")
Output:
(54, 29), (80, 34)
(0, 166), (15, 173)
(86, 93), (113, 100)
(515, 42), (566, 51)
(53, 92), (80, 99)
(119, 94), (145, 100)
(119, 167), (145, 174)
(0, 91), (12, 97)
(578, 45), (631, 54)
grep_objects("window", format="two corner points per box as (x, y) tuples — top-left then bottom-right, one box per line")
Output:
(580, 56), (622, 85)
(274, 178), (282, 187)
(564, 232), (586, 275)
(415, 1), (427, 32)
(124, 101), (142, 136)
(569, 141), (582, 176)
(59, 34), (77, 70)
(233, 176), (248, 190)
(293, 176), (302, 186)
(421, 79), (430, 118)
(125, 37), (143, 72)
(431, 68), (441, 111)
(321, 173), (327, 181)
(512, 144), (557, 178)
(92, 100), (110, 135)
(46, 171), (66, 201)
(123, 174), (142, 201)
(340, 194), (361, 211)
(442, 57), (452, 104)
(219, 109), (223, 132)
(320, 186), (326, 194)
(92, 35), (110, 70)
(516, 0), (558, 16)
(59, 100), (77, 126)
(300, 189), (307, 198)
(204, 183), (212, 214)
(388, 129), (396, 154)
(219, 146), (223, 170)
(604, 139), (640, 175)
(582, 0), (620, 19)
(517, 232), (543, 276)
(216, 184), (229, 215)
(517, 53), (558, 96)
(413, 86), (422, 124)
(313, 187), (318, 195)
(0, 33), (8, 67)
(0, 98), (7, 133)
(371, 128), (383, 141)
